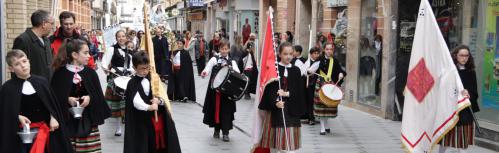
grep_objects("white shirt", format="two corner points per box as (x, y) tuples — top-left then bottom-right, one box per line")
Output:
(202, 56), (240, 74)
(101, 46), (135, 73)
(308, 56), (330, 73)
(293, 58), (307, 76)
(133, 77), (151, 111)
(22, 81), (36, 95)
(173, 52), (181, 66)
(243, 53), (253, 70)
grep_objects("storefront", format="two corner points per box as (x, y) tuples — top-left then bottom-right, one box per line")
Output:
(344, 0), (397, 119)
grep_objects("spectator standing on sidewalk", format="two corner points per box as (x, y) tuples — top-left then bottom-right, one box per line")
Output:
(49, 11), (96, 70)
(12, 10), (55, 80)
(209, 33), (222, 58)
(194, 32), (209, 76)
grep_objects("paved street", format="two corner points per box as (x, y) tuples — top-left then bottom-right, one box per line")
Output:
(95, 63), (496, 153)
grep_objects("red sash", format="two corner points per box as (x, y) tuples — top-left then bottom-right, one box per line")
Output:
(215, 91), (221, 124)
(151, 114), (166, 149)
(19, 122), (50, 153)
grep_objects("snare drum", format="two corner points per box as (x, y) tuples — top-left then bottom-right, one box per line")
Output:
(211, 66), (249, 101)
(319, 84), (343, 107)
(113, 76), (131, 97)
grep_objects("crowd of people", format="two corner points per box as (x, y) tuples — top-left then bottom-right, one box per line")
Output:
(0, 9), (480, 153)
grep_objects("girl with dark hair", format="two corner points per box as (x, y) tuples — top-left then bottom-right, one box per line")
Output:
(258, 42), (305, 153)
(101, 30), (134, 136)
(439, 45), (479, 153)
(308, 42), (346, 135)
(51, 38), (110, 153)
(200, 40), (240, 142)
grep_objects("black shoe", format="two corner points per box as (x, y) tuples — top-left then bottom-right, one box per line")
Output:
(325, 129), (331, 133)
(222, 135), (230, 142)
(183, 97), (188, 102)
(320, 132), (326, 135)
(213, 131), (220, 139)
(244, 94), (251, 100)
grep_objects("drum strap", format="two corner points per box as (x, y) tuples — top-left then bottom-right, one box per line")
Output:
(319, 58), (334, 82)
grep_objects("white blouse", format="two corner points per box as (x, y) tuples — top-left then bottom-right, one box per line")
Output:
(101, 46), (135, 73)
(202, 56), (240, 74)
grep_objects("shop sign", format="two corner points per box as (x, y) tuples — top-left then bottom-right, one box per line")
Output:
(188, 0), (204, 7)
(188, 12), (204, 20)
(328, 0), (348, 7)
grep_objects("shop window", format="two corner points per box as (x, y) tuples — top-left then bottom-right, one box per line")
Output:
(358, 0), (381, 107)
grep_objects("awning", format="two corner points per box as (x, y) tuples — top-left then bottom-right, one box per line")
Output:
(204, 0), (215, 4)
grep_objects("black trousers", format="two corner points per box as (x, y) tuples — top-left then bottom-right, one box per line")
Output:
(196, 57), (206, 75)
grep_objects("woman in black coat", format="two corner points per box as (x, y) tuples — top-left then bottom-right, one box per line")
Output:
(439, 45), (480, 153)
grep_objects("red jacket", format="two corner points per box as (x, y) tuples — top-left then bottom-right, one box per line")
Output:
(50, 28), (96, 69)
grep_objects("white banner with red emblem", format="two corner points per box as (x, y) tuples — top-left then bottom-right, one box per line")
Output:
(400, 0), (471, 153)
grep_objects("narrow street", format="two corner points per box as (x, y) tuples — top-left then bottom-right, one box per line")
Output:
(96, 64), (495, 153)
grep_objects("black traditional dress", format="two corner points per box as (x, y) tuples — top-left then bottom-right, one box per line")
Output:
(304, 59), (320, 121)
(124, 75), (181, 153)
(51, 65), (110, 153)
(202, 55), (240, 134)
(240, 51), (259, 94)
(152, 35), (171, 77)
(440, 67), (480, 149)
(0, 75), (74, 153)
(258, 63), (305, 151)
(167, 49), (196, 101)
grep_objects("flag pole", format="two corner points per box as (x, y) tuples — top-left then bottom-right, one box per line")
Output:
(268, 6), (291, 152)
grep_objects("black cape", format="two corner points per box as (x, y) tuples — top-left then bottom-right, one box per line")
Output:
(124, 75), (181, 153)
(0, 75), (74, 153)
(167, 50), (196, 101)
(258, 65), (305, 127)
(240, 51), (259, 94)
(457, 69), (480, 125)
(316, 56), (346, 85)
(202, 62), (236, 131)
(51, 66), (111, 136)
(152, 36), (172, 76)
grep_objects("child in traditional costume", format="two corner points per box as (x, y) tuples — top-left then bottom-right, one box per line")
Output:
(308, 42), (345, 135)
(51, 38), (111, 153)
(101, 30), (134, 136)
(124, 51), (181, 153)
(0, 49), (74, 153)
(258, 42), (306, 153)
(167, 39), (196, 102)
(303, 47), (322, 125)
(201, 40), (240, 142)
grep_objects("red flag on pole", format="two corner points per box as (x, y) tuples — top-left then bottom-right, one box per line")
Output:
(251, 7), (277, 153)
